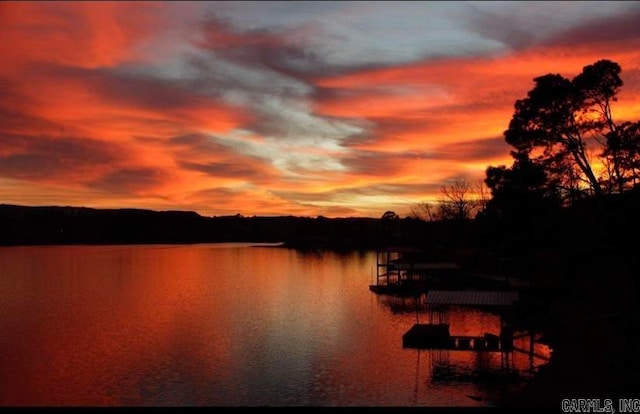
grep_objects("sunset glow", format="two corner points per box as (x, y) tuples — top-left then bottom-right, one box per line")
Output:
(1, 1), (639, 217)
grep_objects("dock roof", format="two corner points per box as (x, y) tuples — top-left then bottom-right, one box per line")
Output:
(391, 261), (460, 270)
(425, 290), (519, 307)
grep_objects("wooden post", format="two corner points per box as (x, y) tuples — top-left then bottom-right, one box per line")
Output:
(529, 330), (534, 373)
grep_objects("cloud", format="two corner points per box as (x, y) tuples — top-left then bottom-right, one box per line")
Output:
(0, 133), (119, 182)
(202, 1), (640, 73)
(0, 133), (175, 198)
(168, 130), (350, 183)
(186, 185), (311, 217)
(167, 133), (280, 182)
(339, 150), (425, 177)
(192, 16), (327, 79)
(117, 20), (367, 168)
(274, 182), (445, 204)
(0, 1), (167, 72)
(310, 55), (529, 153)
(90, 167), (169, 194)
(178, 161), (267, 180)
(0, 107), (67, 136)
(429, 137), (510, 162)
(204, 1), (506, 69)
(47, 65), (214, 112)
(547, 8), (640, 48)
(464, 1), (640, 51)
(270, 181), (449, 218)
(13, 62), (250, 139)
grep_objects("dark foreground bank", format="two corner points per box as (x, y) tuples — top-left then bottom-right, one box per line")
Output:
(497, 244), (640, 410)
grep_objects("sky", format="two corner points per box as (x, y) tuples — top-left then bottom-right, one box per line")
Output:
(1, 1), (639, 218)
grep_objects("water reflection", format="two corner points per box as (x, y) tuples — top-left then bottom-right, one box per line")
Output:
(0, 244), (548, 407)
(376, 291), (551, 406)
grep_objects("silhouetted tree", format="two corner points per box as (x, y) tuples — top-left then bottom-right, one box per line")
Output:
(379, 210), (401, 242)
(504, 59), (628, 199)
(381, 210), (399, 220)
(410, 179), (486, 222)
(436, 178), (476, 221)
(601, 120), (640, 192)
(409, 201), (436, 221)
(483, 152), (559, 221)
(474, 179), (490, 216)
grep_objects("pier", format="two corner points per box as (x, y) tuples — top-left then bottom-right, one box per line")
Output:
(402, 290), (519, 351)
(402, 324), (509, 351)
(369, 246), (461, 294)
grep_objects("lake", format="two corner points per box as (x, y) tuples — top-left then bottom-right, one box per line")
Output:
(0, 243), (548, 406)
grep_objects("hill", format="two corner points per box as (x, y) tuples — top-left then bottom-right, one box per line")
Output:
(0, 204), (420, 249)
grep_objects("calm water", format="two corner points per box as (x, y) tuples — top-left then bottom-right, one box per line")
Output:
(0, 243), (548, 406)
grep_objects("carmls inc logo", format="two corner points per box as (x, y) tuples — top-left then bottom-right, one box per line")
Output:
(562, 398), (640, 413)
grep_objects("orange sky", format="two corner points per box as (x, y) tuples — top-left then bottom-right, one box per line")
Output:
(1, 1), (639, 217)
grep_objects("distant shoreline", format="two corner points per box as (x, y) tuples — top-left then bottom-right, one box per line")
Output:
(0, 203), (432, 251)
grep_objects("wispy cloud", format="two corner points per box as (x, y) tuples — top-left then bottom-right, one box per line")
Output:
(0, 133), (120, 182)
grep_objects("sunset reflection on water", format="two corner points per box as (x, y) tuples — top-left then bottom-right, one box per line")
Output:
(0, 244), (548, 406)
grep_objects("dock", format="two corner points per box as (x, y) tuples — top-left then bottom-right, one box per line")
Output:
(402, 290), (518, 351)
(369, 246), (462, 294)
(425, 290), (519, 307)
(368, 246), (519, 294)
(402, 324), (511, 351)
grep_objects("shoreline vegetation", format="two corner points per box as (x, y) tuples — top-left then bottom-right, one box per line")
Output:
(3, 191), (640, 408)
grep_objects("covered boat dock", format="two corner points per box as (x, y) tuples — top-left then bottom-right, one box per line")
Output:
(402, 290), (519, 351)
(369, 246), (461, 294)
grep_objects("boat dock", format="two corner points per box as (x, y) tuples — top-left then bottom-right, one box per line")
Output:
(368, 246), (519, 294)
(402, 324), (509, 351)
(402, 290), (519, 351)
(369, 246), (462, 294)
(368, 248), (548, 371)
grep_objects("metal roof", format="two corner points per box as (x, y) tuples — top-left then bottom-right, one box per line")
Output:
(391, 262), (460, 270)
(425, 290), (519, 307)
